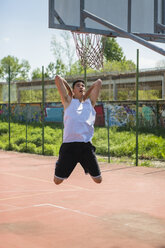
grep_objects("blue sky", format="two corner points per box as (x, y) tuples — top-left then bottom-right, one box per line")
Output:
(1, 0), (165, 75)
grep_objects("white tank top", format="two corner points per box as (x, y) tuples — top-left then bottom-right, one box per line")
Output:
(63, 98), (96, 143)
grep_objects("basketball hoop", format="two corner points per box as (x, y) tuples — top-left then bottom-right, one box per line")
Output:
(72, 32), (105, 70)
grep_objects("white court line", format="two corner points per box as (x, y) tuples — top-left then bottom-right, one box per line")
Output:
(0, 192), (55, 202)
(0, 189), (63, 193)
(0, 172), (90, 191)
(0, 189), (86, 202)
(0, 204), (35, 213)
(0, 203), (18, 208)
(34, 203), (97, 218)
(0, 164), (53, 173)
(0, 203), (97, 219)
(0, 172), (53, 184)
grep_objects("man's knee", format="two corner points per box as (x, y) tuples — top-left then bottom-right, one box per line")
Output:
(54, 176), (64, 185)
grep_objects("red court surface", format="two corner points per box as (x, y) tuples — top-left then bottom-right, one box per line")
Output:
(0, 150), (165, 248)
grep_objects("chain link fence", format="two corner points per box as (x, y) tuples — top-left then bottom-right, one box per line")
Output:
(0, 67), (165, 166)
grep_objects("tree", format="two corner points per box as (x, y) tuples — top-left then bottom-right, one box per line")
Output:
(31, 60), (66, 80)
(55, 59), (67, 76)
(102, 37), (124, 62)
(51, 32), (76, 74)
(60, 32), (76, 74)
(51, 35), (63, 62)
(0, 55), (30, 81)
(17, 59), (31, 81)
(0, 66), (2, 77)
(31, 67), (42, 80)
(45, 62), (56, 79)
(102, 59), (135, 73)
(66, 60), (84, 76)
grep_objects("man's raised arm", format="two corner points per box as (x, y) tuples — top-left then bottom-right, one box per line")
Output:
(84, 79), (102, 106)
(55, 75), (72, 108)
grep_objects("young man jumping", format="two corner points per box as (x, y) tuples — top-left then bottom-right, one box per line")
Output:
(54, 75), (102, 185)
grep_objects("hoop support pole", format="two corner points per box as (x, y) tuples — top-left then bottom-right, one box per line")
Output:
(107, 108), (110, 163)
(83, 10), (165, 56)
(136, 49), (139, 167)
(8, 65), (11, 149)
(42, 66), (45, 155)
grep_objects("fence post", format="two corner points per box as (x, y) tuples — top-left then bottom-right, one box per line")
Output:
(8, 65), (11, 149)
(156, 101), (159, 128)
(107, 108), (110, 163)
(26, 104), (28, 151)
(136, 49), (139, 166)
(42, 66), (45, 155)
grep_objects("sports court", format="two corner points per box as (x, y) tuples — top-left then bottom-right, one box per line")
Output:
(0, 149), (165, 248)
(1, 1), (165, 247)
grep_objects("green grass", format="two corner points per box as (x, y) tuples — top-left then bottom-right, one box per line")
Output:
(93, 126), (165, 161)
(0, 121), (63, 156)
(0, 121), (165, 163)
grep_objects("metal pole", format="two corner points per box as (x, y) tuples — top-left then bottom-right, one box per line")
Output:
(156, 102), (159, 128)
(83, 10), (165, 56)
(26, 104), (28, 151)
(42, 66), (45, 155)
(107, 108), (110, 163)
(136, 49), (139, 166)
(8, 65), (11, 149)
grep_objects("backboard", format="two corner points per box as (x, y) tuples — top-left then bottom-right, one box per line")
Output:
(49, 0), (165, 57)
(49, 0), (165, 40)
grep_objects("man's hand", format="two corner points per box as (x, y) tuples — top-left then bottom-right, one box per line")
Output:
(83, 79), (102, 106)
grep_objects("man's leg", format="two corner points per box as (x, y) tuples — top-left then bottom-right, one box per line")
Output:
(54, 143), (76, 185)
(80, 143), (102, 184)
(91, 175), (102, 184)
(54, 176), (64, 185)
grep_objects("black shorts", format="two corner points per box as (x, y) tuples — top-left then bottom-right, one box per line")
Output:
(55, 142), (101, 180)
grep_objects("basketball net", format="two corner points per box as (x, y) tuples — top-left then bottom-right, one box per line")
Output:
(72, 32), (105, 70)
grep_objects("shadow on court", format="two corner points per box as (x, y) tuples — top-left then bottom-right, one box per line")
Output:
(0, 150), (165, 248)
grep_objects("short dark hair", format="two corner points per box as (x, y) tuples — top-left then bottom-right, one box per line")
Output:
(72, 79), (85, 89)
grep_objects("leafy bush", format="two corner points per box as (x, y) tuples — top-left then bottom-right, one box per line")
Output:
(96, 143), (108, 155)
(30, 128), (42, 136)
(0, 124), (8, 135)
(19, 142), (36, 153)
(29, 135), (42, 146)
(4, 143), (18, 151)
(0, 141), (5, 149)
(15, 137), (27, 145)
(0, 121), (164, 161)
(44, 144), (55, 156)
(44, 134), (54, 144)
